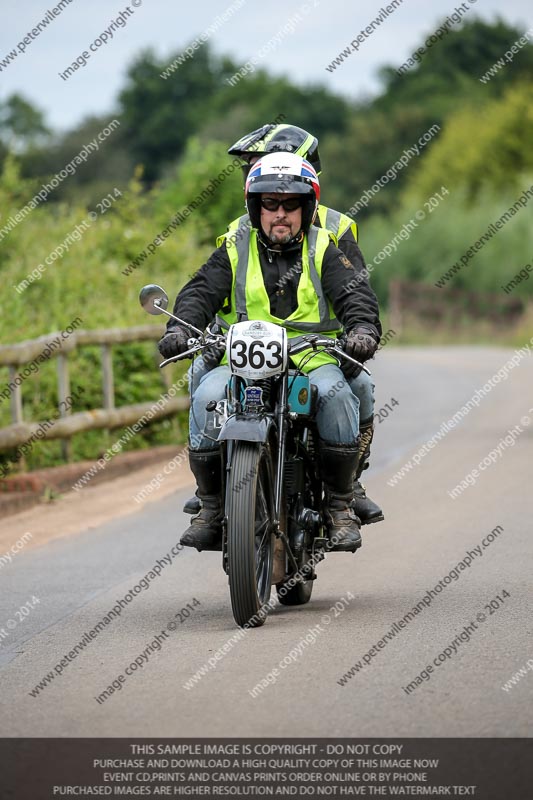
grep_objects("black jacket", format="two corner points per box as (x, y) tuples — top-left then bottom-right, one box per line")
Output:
(168, 228), (381, 341)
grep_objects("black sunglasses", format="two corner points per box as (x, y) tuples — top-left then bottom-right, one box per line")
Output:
(260, 197), (303, 212)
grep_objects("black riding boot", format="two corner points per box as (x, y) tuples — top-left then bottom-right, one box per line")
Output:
(180, 449), (223, 551)
(353, 418), (384, 525)
(319, 443), (362, 552)
(183, 494), (201, 514)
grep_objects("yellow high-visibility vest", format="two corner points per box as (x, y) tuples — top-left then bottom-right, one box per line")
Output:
(217, 224), (343, 373)
(317, 205), (358, 242)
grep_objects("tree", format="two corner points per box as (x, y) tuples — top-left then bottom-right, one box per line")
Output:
(155, 137), (244, 246)
(320, 18), (533, 220)
(378, 18), (533, 116)
(206, 71), (352, 145)
(21, 114), (133, 207)
(118, 46), (225, 182)
(320, 105), (435, 221)
(118, 46), (352, 184)
(403, 82), (533, 201)
(0, 94), (50, 151)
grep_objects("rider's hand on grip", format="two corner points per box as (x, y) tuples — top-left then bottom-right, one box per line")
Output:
(158, 326), (191, 358)
(344, 327), (378, 362)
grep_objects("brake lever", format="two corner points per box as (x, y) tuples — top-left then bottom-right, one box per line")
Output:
(159, 334), (227, 368)
(159, 345), (201, 368)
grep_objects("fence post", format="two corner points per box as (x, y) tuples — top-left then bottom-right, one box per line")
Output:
(8, 366), (26, 471)
(57, 353), (72, 462)
(389, 280), (403, 337)
(8, 366), (23, 425)
(101, 345), (115, 410)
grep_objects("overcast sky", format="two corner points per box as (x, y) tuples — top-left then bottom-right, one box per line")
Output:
(1, 0), (531, 132)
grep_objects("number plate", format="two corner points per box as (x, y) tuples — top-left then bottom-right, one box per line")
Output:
(227, 321), (288, 379)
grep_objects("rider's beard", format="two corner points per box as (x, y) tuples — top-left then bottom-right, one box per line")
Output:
(266, 221), (295, 245)
(268, 229), (293, 244)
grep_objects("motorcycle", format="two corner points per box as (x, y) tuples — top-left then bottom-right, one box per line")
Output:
(140, 284), (370, 628)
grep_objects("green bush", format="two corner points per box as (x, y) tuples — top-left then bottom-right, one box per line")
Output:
(361, 181), (533, 301)
(0, 158), (201, 471)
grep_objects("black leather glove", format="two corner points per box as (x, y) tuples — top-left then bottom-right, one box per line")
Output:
(157, 326), (191, 359)
(344, 327), (378, 362)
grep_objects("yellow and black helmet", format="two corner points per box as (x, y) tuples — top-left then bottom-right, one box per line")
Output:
(228, 124), (321, 179)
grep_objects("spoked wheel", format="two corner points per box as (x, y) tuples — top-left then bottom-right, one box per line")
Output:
(227, 441), (275, 627)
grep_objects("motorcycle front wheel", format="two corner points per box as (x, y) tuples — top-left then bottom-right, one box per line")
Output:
(226, 441), (275, 628)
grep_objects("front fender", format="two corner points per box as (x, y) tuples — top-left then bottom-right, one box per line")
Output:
(217, 414), (273, 443)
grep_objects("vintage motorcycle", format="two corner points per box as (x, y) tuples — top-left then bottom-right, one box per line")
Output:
(140, 284), (370, 628)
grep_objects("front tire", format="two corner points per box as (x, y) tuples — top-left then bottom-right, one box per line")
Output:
(227, 442), (275, 627)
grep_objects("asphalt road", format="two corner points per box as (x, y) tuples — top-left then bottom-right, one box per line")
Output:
(1, 347), (532, 737)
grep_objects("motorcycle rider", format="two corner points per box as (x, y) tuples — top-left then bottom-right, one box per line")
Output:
(159, 153), (381, 553)
(186, 123), (383, 524)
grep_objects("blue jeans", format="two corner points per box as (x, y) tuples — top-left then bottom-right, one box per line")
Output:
(189, 362), (375, 451)
(189, 356), (375, 420)
(347, 368), (375, 424)
(188, 355), (213, 395)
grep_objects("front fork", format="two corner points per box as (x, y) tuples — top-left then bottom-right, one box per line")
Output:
(272, 376), (301, 576)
